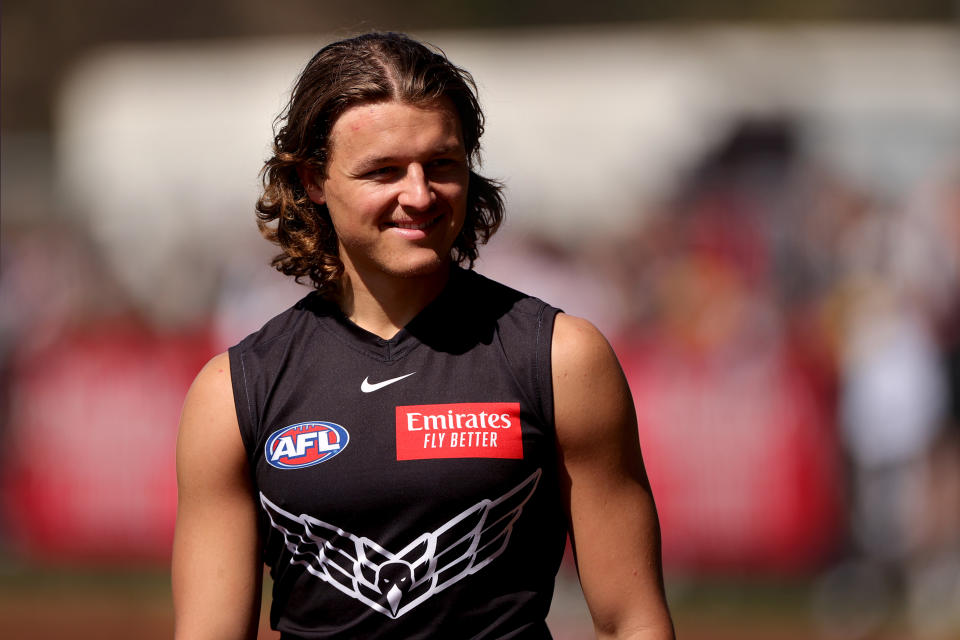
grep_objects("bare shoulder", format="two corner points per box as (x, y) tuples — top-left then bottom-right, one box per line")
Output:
(185, 351), (233, 405)
(551, 313), (633, 448)
(177, 352), (245, 486)
(552, 313), (620, 376)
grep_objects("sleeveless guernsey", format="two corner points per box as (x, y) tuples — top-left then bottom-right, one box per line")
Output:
(228, 267), (567, 639)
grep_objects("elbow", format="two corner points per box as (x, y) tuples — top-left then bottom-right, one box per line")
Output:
(593, 616), (676, 640)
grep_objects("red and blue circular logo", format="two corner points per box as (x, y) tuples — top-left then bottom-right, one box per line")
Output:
(265, 421), (350, 470)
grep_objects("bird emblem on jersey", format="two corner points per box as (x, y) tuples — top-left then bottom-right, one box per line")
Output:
(259, 469), (542, 618)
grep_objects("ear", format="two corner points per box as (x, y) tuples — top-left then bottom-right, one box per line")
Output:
(297, 166), (325, 205)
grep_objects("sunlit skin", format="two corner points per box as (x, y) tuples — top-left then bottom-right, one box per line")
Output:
(301, 98), (470, 334)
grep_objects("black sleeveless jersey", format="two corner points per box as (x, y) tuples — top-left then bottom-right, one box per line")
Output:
(228, 267), (568, 639)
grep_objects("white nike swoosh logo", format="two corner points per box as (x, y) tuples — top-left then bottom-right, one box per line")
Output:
(361, 372), (416, 393)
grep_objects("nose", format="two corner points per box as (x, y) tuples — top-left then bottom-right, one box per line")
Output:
(396, 164), (434, 211)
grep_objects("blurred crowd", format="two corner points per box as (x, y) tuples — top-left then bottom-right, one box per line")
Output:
(485, 116), (960, 635)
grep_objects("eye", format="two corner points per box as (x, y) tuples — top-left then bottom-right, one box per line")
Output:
(426, 158), (465, 179)
(428, 158), (457, 170)
(364, 166), (397, 179)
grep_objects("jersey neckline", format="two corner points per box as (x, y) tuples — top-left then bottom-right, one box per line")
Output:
(301, 266), (471, 362)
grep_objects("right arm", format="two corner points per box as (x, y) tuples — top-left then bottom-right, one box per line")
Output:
(172, 352), (262, 639)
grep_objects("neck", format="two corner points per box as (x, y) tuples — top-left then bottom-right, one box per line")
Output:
(337, 264), (453, 339)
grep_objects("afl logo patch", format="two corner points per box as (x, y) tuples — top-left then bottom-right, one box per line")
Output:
(265, 421), (349, 470)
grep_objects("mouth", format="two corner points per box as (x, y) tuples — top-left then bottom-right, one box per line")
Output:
(382, 214), (443, 232)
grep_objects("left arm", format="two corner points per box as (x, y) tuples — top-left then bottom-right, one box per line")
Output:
(552, 313), (674, 640)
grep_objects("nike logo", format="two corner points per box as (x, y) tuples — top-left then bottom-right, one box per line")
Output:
(361, 372), (416, 393)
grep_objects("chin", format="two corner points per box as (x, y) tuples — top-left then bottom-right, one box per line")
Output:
(388, 253), (452, 279)
(341, 238), (459, 284)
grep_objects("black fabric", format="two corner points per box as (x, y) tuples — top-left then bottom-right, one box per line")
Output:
(229, 267), (566, 639)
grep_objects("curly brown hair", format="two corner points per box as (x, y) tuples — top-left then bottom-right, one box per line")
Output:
(255, 32), (504, 294)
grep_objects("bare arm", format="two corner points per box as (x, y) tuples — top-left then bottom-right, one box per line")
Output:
(172, 352), (262, 640)
(552, 314), (675, 640)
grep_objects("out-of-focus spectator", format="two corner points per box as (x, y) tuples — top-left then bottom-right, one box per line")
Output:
(840, 288), (947, 558)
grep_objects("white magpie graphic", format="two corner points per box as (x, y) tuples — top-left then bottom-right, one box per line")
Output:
(259, 469), (542, 618)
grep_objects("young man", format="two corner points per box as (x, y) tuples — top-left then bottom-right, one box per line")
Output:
(173, 32), (674, 639)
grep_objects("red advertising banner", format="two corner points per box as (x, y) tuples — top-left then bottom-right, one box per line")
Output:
(1, 319), (841, 573)
(1, 322), (213, 563)
(617, 338), (842, 573)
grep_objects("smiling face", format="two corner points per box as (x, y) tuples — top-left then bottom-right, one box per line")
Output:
(304, 98), (470, 289)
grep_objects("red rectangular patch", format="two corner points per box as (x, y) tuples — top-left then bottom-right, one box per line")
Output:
(396, 402), (523, 460)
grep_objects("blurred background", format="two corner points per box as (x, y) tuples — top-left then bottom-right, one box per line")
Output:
(3, 1), (960, 638)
